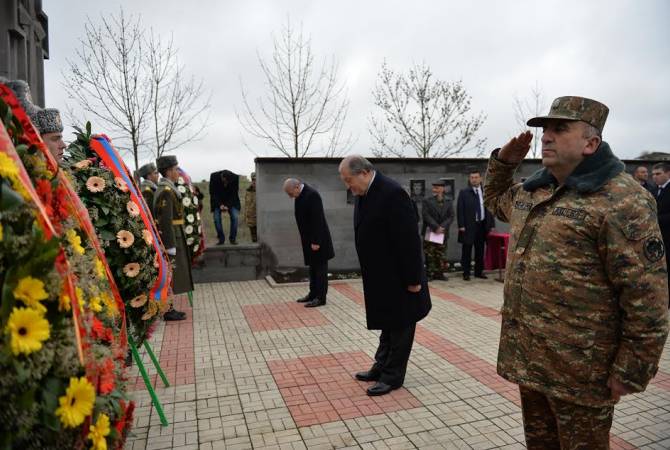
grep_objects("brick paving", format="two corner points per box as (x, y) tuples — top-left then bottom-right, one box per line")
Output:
(125, 277), (670, 449)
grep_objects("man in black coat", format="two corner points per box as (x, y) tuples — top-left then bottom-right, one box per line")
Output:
(634, 165), (656, 194)
(652, 162), (670, 306)
(283, 178), (334, 307)
(339, 155), (432, 396)
(457, 170), (495, 281)
(209, 170), (241, 245)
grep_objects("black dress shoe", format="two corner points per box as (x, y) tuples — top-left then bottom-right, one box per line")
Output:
(366, 381), (399, 396)
(304, 298), (325, 308)
(355, 370), (380, 382)
(163, 309), (186, 321)
(296, 295), (312, 303)
(475, 274), (488, 279)
(463, 274), (471, 281)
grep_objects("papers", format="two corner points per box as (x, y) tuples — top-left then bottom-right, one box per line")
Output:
(424, 229), (445, 244)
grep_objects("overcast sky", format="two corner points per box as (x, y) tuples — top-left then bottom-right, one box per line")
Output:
(43, 0), (670, 181)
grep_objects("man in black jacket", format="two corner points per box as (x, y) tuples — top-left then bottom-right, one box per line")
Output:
(283, 178), (334, 307)
(457, 171), (495, 280)
(652, 162), (670, 306)
(339, 155), (432, 396)
(209, 170), (241, 245)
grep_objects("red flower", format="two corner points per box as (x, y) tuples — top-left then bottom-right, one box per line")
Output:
(91, 317), (113, 343)
(98, 358), (116, 394)
(114, 400), (135, 447)
(35, 178), (53, 218)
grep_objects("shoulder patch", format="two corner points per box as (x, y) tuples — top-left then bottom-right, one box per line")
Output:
(643, 236), (665, 263)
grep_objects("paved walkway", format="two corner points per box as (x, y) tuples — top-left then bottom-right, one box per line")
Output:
(125, 277), (670, 450)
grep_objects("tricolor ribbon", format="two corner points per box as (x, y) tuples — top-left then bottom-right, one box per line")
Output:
(88, 136), (171, 302)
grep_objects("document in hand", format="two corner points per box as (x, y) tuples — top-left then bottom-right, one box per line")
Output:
(424, 229), (445, 244)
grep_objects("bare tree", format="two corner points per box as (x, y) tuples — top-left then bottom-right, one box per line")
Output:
(513, 82), (546, 158)
(63, 8), (210, 168)
(369, 61), (486, 158)
(146, 31), (211, 158)
(237, 19), (351, 158)
(63, 10), (152, 169)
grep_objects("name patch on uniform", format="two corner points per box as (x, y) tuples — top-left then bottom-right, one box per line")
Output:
(552, 207), (587, 221)
(644, 236), (665, 263)
(514, 201), (533, 211)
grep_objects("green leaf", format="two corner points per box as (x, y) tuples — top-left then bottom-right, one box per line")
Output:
(99, 229), (117, 241)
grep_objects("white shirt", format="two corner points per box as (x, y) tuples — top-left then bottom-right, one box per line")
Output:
(474, 185), (485, 221)
(658, 180), (670, 196)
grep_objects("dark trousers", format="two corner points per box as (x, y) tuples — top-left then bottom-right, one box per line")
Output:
(370, 324), (416, 387)
(308, 259), (328, 301)
(461, 221), (486, 276)
(519, 386), (613, 450)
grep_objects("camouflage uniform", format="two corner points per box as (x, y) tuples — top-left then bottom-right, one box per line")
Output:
(245, 182), (257, 242)
(422, 195), (454, 279)
(484, 96), (669, 448)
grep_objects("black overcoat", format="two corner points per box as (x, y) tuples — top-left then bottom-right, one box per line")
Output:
(656, 185), (670, 253)
(456, 186), (494, 245)
(354, 172), (432, 330)
(294, 184), (335, 266)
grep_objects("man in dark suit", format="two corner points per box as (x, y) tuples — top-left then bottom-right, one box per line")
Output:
(338, 155), (432, 396)
(652, 162), (670, 306)
(457, 171), (495, 280)
(209, 170), (241, 245)
(634, 166), (655, 194)
(283, 178), (334, 307)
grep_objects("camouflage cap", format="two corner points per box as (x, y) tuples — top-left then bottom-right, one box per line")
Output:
(527, 96), (609, 133)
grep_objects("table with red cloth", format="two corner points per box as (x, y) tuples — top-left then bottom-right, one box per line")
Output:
(484, 231), (510, 271)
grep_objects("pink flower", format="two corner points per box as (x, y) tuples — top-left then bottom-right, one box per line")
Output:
(86, 176), (106, 193)
(126, 201), (140, 217)
(115, 177), (129, 192)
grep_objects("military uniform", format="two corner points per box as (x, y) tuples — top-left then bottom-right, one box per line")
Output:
(245, 173), (257, 242)
(154, 161), (194, 296)
(140, 179), (157, 216)
(484, 96), (669, 448)
(421, 189), (454, 280)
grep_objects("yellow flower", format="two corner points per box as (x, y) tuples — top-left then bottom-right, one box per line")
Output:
(116, 230), (134, 248)
(86, 176), (106, 193)
(13, 277), (48, 312)
(101, 292), (118, 318)
(95, 258), (106, 279)
(141, 299), (159, 321)
(59, 292), (71, 312)
(89, 295), (103, 313)
(88, 413), (111, 450)
(66, 229), (85, 255)
(55, 377), (95, 428)
(6, 307), (50, 355)
(75, 287), (86, 313)
(0, 153), (19, 179)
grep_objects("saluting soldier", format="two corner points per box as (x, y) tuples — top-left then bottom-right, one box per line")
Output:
(138, 162), (159, 216)
(155, 155), (193, 321)
(484, 96), (669, 449)
(421, 180), (454, 280)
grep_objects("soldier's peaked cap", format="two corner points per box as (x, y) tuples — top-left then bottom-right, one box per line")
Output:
(138, 162), (157, 178)
(527, 96), (609, 133)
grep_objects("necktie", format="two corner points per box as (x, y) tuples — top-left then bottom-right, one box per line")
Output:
(475, 188), (482, 221)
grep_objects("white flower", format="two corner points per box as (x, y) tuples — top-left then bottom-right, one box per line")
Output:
(196, 212), (201, 220)
(198, 225), (202, 233)
(193, 196), (199, 206)
(177, 176), (185, 185)
(185, 225), (194, 234)
(186, 237), (194, 245)
(193, 244), (199, 252)
(177, 185), (187, 193)
(187, 214), (195, 223)
(182, 197), (191, 207)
